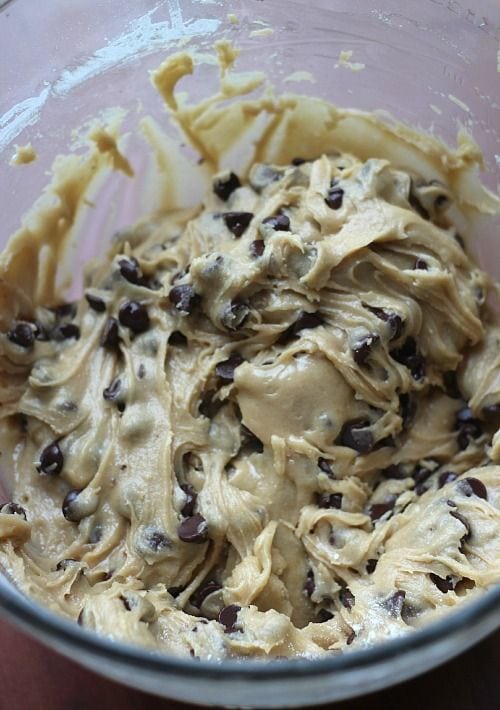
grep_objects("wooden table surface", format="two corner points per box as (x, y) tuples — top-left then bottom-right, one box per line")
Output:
(0, 617), (497, 710)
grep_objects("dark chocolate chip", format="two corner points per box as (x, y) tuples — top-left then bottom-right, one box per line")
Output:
(100, 317), (120, 349)
(304, 569), (315, 597)
(458, 477), (488, 501)
(215, 353), (244, 383)
(118, 257), (147, 286)
(52, 322), (80, 341)
(325, 187), (344, 210)
(366, 306), (403, 340)
(167, 585), (185, 598)
(178, 514), (209, 544)
(180, 484), (197, 517)
(103, 377), (122, 404)
(455, 407), (475, 426)
(38, 442), (63, 476)
(249, 240), (265, 258)
(382, 590), (406, 617)
(145, 529), (170, 551)
(318, 457), (335, 478)
(443, 371), (461, 399)
(366, 558), (378, 574)
(223, 211), (253, 238)
(482, 403), (500, 419)
(352, 333), (380, 366)
(337, 420), (374, 454)
(213, 172), (241, 201)
(168, 330), (188, 346)
(399, 393), (416, 429)
(169, 285), (201, 314)
(85, 294), (106, 312)
(390, 337), (426, 380)
(221, 301), (249, 331)
(52, 303), (77, 319)
(369, 497), (396, 522)
(449, 509), (471, 542)
(316, 492), (343, 509)
(0, 502), (27, 520)
(455, 410), (483, 449)
(118, 300), (150, 334)
(218, 604), (241, 633)
(191, 580), (221, 608)
(262, 214), (290, 231)
(278, 311), (323, 344)
(429, 573), (454, 593)
(7, 322), (35, 348)
(438, 471), (458, 488)
(413, 466), (433, 485)
(56, 558), (78, 571)
(62, 489), (83, 522)
(317, 609), (334, 622)
(414, 258), (428, 270)
(198, 390), (224, 419)
(339, 588), (355, 610)
(382, 463), (410, 480)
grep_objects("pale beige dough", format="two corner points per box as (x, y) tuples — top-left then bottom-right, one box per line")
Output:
(0, 43), (499, 661)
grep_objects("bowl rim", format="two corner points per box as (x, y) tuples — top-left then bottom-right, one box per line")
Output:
(0, 577), (498, 679)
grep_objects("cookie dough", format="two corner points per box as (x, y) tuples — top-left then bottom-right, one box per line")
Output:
(0, 45), (499, 660)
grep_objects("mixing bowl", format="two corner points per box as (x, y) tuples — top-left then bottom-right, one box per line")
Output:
(0, 0), (499, 706)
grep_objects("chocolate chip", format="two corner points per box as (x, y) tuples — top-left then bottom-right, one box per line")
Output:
(382, 590), (406, 617)
(240, 425), (264, 454)
(262, 213), (290, 231)
(304, 569), (315, 597)
(291, 157), (306, 166)
(337, 420), (374, 453)
(62, 489), (83, 522)
(100, 317), (120, 349)
(449, 509), (471, 543)
(215, 353), (244, 383)
(317, 609), (334, 622)
(118, 257), (148, 286)
(455, 409), (483, 450)
(221, 301), (249, 331)
(316, 492), (343, 509)
(145, 529), (170, 551)
(7, 321), (35, 348)
(169, 285), (200, 315)
(382, 463), (410, 480)
(223, 212), (253, 238)
(85, 294), (106, 312)
(455, 407), (475, 425)
(103, 377), (122, 404)
(413, 466), (433, 485)
(443, 371), (461, 399)
(458, 477), (488, 500)
(178, 514), (209, 544)
(438, 471), (458, 488)
(279, 311), (323, 344)
(118, 300), (150, 334)
(168, 330), (188, 346)
(369, 497), (396, 522)
(180, 484), (197, 517)
(198, 390), (223, 419)
(390, 337), (426, 380)
(429, 573), (454, 593)
(0, 502), (27, 520)
(56, 558), (78, 571)
(52, 322), (80, 341)
(167, 585), (185, 598)
(38, 442), (63, 476)
(318, 457), (335, 478)
(218, 604), (241, 633)
(414, 258), (428, 270)
(482, 403), (500, 419)
(366, 558), (378, 574)
(191, 580), (221, 608)
(352, 333), (380, 366)
(213, 172), (241, 201)
(325, 187), (344, 210)
(366, 306), (403, 340)
(399, 393), (416, 429)
(249, 239), (265, 258)
(339, 588), (355, 610)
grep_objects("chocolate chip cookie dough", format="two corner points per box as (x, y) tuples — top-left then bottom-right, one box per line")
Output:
(0, 43), (499, 660)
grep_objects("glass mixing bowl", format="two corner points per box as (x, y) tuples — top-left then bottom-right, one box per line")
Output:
(0, 0), (499, 706)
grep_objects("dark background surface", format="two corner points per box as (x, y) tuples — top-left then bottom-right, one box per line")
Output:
(0, 617), (498, 710)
